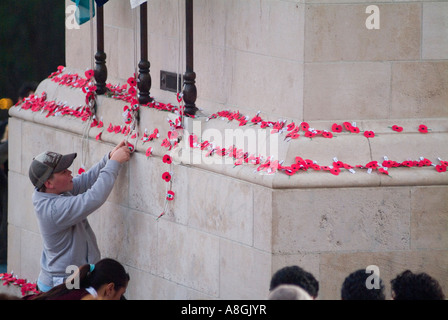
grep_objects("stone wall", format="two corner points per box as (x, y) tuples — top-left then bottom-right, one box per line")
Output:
(6, 0), (448, 299)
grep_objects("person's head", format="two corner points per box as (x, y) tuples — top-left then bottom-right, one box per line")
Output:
(29, 151), (77, 193)
(341, 269), (385, 300)
(32, 258), (130, 300)
(80, 258), (130, 300)
(268, 284), (312, 300)
(18, 81), (38, 102)
(269, 265), (319, 299)
(391, 270), (445, 300)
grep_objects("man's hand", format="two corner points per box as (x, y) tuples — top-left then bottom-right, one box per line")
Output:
(110, 140), (132, 163)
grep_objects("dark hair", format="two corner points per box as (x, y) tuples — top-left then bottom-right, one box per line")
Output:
(391, 270), (445, 300)
(341, 269), (385, 300)
(270, 265), (319, 298)
(18, 82), (38, 100)
(31, 258), (129, 300)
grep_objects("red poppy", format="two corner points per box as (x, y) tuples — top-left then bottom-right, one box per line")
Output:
(330, 167), (340, 175)
(364, 131), (375, 138)
(333, 161), (344, 168)
(300, 122), (309, 131)
(366, 161), (378, 169)
(107, 123), (114, 133)
(378, 168), (389, 175)
(161, 138), (172, 150)
(418, 124), (428, 133)
(127, 76), (137, 87)
(128, 87), (137, 96)
(392, 125), (403, 132)
(168, 131), (178, 140)
(350, 126), (360, 133)
(189, 134), (198, 148)
(322, 131), (333, 138)
(78, 167), (85, 175)
(287, 122), (296, 131)
(85, 69), (94, 79)
(343, 122), (353, 131)
(176, 92), (183, 102)
(166, 190), (175, 201)
(419, 158), (432, 166)
(331, 123), (343, 133)
(401, 160), (414, 167)
(251, 115), (262, 124)
(435, 165), (447, 172)
(95, 132), (102, 141)
(146, 147), (153, 158)
(127, 142), (135, 152)
(305, 131), (315, 138)
(162, 172), (172, 182)
(90, 118), (98, 127)
(163, 154), (172, 164)
(285, 131), (300, 140)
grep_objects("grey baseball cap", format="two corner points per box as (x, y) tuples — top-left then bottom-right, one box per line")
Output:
(29, 151), (77, 189)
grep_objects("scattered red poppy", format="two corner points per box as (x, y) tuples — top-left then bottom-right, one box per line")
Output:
(189, 134), (198, 148)
(285, 131), (300, 140)
(161, 138), (172, 150)
(146, 147), (153, 158)
(436, 165), (447, 172)
(300, 122), (309, 131)
(168, 130), (178, 140)
(330, 167), (340, 175)
(127, 76), (137, 87)
(322, 131), (333, 138)
(287, 122), (296, 131)
(163, 154), (172, 164)
(350, 126), (360, 133)
(419, 158), (432, 166)
(418, 124), (428, 133)
(85, 69), (94, 79)
(331, 123), (343, 133)
(78, 167), (85, 175)
(251, 115), (262, 124)
(166, 190), (175, 201)
(305, 131), (315, 138)
(392, 125), (403, 132)
(333, 161), (345, 168)
(95, 132), (102, 140)
(366, 161), (378, 169)
(128, 87), (137, 96)
(378, 168), (389, 175)
(343, 122), (353, 131)
(162, 171), (172, 182)
(127, 142), (135, 152)
(364, 131), (375, 138)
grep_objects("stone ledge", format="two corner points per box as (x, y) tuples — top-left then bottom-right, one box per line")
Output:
(9, 77), (448, 190)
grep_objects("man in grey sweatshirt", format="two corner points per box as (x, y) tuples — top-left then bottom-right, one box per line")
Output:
(28, 140), (131, 292)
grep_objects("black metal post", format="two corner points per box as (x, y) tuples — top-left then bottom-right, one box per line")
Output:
(138, 2), (152, 104)
(182, 0), (198, 116)
(94, 3), (107, 94)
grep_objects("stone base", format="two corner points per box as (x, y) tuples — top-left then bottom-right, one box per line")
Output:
(7, 72), (448, 299)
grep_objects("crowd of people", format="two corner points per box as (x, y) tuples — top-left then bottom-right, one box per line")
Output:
(269, 265), (446, 300)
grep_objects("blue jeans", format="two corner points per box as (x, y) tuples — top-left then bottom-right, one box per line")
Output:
(37, 279), (52, 292)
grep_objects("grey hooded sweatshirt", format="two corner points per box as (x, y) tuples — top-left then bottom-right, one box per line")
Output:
(32, 153), (122, 288)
